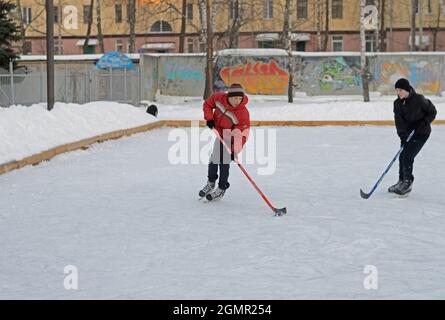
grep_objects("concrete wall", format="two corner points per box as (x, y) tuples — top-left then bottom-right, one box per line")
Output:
(157, 55), (206, 97)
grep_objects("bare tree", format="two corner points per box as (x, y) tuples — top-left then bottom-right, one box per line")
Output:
(410, 0), (418, 51)
(323, 0), (329, 51)
(83, 0), (95, 53)
(96, 0), (105, 53)
(178, 0), (187, 52)
(360, 0), (370, 102)
(316, 0), (322, 51)
(204, 0), (213, 99)
(128, 0), (136, 53)
(379, 0), (386, 51)
(432, 0), (444, 51)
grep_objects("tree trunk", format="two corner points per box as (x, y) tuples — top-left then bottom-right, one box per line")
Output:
(379, 0), (386, 51)
(316, 0), (322, 51)
(410, 0), (418, 51)
(96, 0), (105, 53)
(179, 0), (187, 52)
(83, 0), (95, 53)
(15, 0), (26, 54)
(128, 0), (136, 53)
(360, 0), (370, 102)
(433, 0), (442, 51)
(282, 0), (291, 48)
(323, 0), (329, 51)
(228, 0), (241, 48)
(204, 0), (213, 99)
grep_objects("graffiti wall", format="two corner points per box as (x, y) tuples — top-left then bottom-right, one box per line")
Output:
(214, 55), (290, 95)
(158, 55), (206, 96)
(374, 55), (442, 95)
(298, 56), (363, 95)
(139, 53), (445, 98)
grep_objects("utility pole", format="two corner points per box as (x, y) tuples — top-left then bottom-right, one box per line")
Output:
(46, 0), (55, 111)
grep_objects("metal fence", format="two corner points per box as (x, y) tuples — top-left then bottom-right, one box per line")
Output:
(0, 61), (141, 107)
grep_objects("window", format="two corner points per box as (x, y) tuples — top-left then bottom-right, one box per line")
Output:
(416, 0), (432, 14)
(263, 0), (273, 19)
(116, 39), (124, 52)
(365, 0), (374, 5)
(296, 41), (306, 51)
(23, 41), (32, 55)
(115, 4), (122, 23)
(150, 21), (172, 32)
(186, 3), (193, 21)
(332, 35), (343, 51)
(83, 5), (92, 24)
(297, 0), (308, 19)
(187, 38), (194, 53)
(332, 0), (343, 19)
(230, 1), (239, 20)
(54, 39), (63, 54)
(54, 6), (59, 24)
(259, 41), (276, 48)
(366, 35), (376, 52)
(21, 7), (32, 25)
(199, 41), (205, 52)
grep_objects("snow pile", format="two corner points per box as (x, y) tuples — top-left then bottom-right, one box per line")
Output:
(0, 102), (156, 164)
(146, 93), (445, 121)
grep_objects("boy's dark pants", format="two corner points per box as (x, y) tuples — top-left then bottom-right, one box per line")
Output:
(399, 135), (429, 181)
(208, 138), (232, 190)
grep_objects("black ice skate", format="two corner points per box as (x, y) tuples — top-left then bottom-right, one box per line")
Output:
(205, 188), (226, 201)
(388, 179), (403, 193)
(394, 179), (413, 196)
(199, 181), (215, 198)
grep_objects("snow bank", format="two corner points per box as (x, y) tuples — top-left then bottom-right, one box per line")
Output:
(0, 102), (156, 164)
(146, 94), (445, 122)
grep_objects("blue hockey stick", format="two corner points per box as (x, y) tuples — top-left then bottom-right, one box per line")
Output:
(360, 130), (415, 199)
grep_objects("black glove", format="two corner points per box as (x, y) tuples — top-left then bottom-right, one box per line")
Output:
(231, 152), (235, 161)
(206, 120), (215, 129)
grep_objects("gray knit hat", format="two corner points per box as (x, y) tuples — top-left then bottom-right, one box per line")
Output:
(227, 83), (245, 97)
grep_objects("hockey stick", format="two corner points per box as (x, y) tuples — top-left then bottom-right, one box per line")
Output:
(360, 130), (415, 199)
(212, 128), (287, 216)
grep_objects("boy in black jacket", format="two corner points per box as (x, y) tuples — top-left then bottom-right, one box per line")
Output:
(389, 78), (437, 195)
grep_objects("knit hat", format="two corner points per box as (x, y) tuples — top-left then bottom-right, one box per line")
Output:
(395, 78), (411, 92)
(227, 83), (245, 98)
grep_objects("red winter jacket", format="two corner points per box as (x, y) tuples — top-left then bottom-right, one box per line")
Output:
(203, 92), (250, 154)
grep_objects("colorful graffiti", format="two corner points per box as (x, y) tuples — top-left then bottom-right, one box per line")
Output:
(301, 57), (362, 94)
(219, 60), (289, 95)
(164, 63), (204, 81)
(375, 59), (440, 94)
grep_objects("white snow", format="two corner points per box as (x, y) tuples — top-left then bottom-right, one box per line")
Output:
(0, 102), (156, 164)
(1, 125), (444, 299)
(146, 93), (445, 121)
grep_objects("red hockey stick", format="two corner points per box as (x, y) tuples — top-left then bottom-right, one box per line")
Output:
(212, 128), (287, 216)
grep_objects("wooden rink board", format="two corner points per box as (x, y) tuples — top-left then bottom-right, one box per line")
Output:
(1, 119), (444, 175)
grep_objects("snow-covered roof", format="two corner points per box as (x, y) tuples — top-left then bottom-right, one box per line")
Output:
(217, 49), (289, 56)
(18, 53), (141, 62)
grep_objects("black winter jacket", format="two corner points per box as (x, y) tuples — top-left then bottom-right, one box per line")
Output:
(393, 86), (437, 139)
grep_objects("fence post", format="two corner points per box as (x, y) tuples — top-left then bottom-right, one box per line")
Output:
(40, 62), (44, 102)
(9, 60), (15, 106)
(124, 67), (127, 102)
(109, 67), (113, 100)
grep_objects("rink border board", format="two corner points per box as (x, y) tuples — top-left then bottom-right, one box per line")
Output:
(1, 119), (444, 175)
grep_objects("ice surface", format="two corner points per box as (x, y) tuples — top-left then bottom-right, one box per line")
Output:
(1, 126), (444, 299)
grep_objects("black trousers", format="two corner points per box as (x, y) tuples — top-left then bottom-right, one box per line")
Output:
(399, 134), (429, 181)
(208, 139), (232, 190)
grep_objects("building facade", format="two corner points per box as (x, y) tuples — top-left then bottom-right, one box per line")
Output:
(10, 0), (445, 55)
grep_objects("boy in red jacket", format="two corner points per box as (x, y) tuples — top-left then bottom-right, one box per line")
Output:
(199, 83), (251, 201)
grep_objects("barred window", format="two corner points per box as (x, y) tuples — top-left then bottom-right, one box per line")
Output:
(332, 0), (343, 19)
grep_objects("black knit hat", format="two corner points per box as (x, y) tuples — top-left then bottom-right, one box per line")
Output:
(395, 78), (411, 92)
(227, 83), (245, 98)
